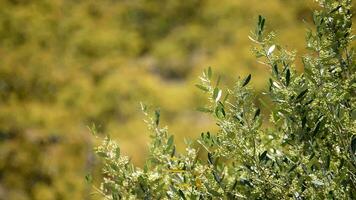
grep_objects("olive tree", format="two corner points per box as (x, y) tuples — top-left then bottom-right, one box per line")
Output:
(91, 0), (355, 199)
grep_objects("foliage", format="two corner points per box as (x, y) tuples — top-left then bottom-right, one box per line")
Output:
(0, 1), (321, 199)
(93, 0), (356, 199)
(1, 0), (354, 199)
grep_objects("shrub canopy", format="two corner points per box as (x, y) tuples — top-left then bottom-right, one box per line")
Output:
(94, 0), (356, 199)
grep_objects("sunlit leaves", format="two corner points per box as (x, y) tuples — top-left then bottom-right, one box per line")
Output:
(195, 84), (209, 92)
(94, 1), (355, 199)
(267, 45), (276, 56)
(255, 15), (266, 42)
(213, 88), (222, 102)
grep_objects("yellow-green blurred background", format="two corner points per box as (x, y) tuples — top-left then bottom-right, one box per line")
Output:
(0, 0), (330, 199)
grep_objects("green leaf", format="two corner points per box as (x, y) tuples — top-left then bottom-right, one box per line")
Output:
(115, 147), (120, 157)
(97, 152), (107, 158)
(170, 145), (176, 157)
(269, 78), (273, 91)
(154, 109), (160, 126)
(253, 108), (261, 120)
(223, 93), (230, 102)
(260, 16), (265, 31)
(144, 164), (148, 173)
(85, 174), (92, 183)
(312, 120), (322, 137)
(288, 164), (298, 172)
(325, 155), (330, 170)
(112, 194), (119, 200)
(215, 89), (222, 102)
(215, 75), (221, 87)
(208, 66), (212, 79)
(259, 150), (268, 162)
(239, 178), (253, 187)
(351, 135), (356, 155)
(267, 45), (276, 56)
(178, 190), (186, 200)
(286, 69), (291, 86)
(295, 89), (308, 101)
(167, 135), (174, 148)
(213, 88), (220, 101)
(197, 107), (213, 113)
(215, 102), (226, 118)
(273, 64), (279, 78)
(231, 179), (238, 190)
(195, 84), (209, 92)
(213, 171), (221, 184)
(242, 74), (251, 87)
(208, 152), (214, 165)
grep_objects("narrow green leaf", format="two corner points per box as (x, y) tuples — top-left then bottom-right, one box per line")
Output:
(286, 69), (290, 86)
(312, 120), (322, 137)
(223, 93), (230, 102)
(167, 135), (174, 148)
(253, 108), (261, 120)
(112, 194), (119, 200)
(267, 45), (276, 56)
(97, 152), (107, 158)
(231, 179), (238, 190)
(215, 102), (226, 118)
(215, 75), (221, 87)
(269, 78), (273, 91)
(261, 17), (265, 31)
(144, 164), (148, 173)
(295, 89), (308, 101)
(288, 164), (298, 173)
(195, 84), (209, 92)
(259, 150), (268, 162)
(178, 190), (186, 200)
(208, 152), (213, 165)
(115, 147), (120, 157)
(215, 90), (222, 102)
(197, 107), (213, 113)
(242, 74), (251, 87)
(258, 15), (262, 25)
(154, 109), (160, 126)
(304, 99), (314, 106)
(170, 145), (176, 157)
(85, 174), (92, 183)
(234, 113), (244, 125)
(208, 67), (212, 79)
(239, 178), (253, 187)
(351, 135), (356, 155)
(213, 171), (221, 184)
(273, 64), (279, 78)
(213, 88), (219, 100)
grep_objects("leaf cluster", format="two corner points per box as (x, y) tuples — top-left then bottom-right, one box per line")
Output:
(93, 1), (356, 199)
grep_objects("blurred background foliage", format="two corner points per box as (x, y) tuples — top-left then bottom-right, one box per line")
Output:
(1, 0), (352, 199)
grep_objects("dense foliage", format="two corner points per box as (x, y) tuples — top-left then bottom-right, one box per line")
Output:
(0, 1), (321, 199)
(94, 0), (356, 199)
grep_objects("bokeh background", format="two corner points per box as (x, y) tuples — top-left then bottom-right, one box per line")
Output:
(0, 0), (341, 199)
